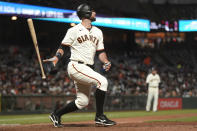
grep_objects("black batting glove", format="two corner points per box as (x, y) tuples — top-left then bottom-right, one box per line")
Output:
(43, 57), (58, 74)
(43, 61), (55, 73)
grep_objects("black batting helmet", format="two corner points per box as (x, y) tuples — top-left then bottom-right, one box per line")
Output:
(77, 4), (93, 20)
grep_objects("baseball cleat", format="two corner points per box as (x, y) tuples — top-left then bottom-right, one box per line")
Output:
(95, 114), (116, 126)
(49, 113), (63, 128)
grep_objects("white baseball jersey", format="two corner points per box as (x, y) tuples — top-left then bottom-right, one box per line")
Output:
(146, 73), (160, 112)
(61, 23), (104, 65)
(62, 23), (108, 109)
(146, 73), (160, 87)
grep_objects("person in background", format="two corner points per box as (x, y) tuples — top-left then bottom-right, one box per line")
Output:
(146, 67), (161, 112)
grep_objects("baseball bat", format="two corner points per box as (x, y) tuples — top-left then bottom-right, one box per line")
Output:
(27, 18), (46, 79)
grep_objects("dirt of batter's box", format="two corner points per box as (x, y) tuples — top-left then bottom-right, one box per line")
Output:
(1, 113), (197, 131)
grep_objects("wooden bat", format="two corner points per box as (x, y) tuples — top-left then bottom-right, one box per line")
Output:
(27, 18), (46, 79)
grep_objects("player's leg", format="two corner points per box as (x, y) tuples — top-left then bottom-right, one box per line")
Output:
(74, 82), (91, 109)
(94, 89), (116, 126)
(146, 88), (153, 112)
(50, 82), (91, 127)
(153, 88), (159, 112)
(68, 62), (116, 126)
(68, 62), (108, 91)
(49, 99), (78, 127)
(49, 94), (79, 127)
(90, 74), (116, 126)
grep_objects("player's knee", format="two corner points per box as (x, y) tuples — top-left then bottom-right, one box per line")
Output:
(78, 98), (89, 109)
(99, 77), (108, 91)
(75, 95), (89, 109)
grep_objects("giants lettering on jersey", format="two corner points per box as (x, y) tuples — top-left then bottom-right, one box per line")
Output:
(77, 35), (99, 45)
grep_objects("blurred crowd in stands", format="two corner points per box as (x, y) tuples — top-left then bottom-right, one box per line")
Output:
(1, 42), (197, 97)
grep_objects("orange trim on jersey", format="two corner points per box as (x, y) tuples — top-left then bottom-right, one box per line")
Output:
(72, 64), (101, 88)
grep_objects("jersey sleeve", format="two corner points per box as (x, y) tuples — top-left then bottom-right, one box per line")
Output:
(96, 30), (104, 51)
(61, 28), (75, 46)
(146, 75), (150, 83)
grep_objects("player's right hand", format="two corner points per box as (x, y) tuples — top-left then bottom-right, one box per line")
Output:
(43, 56), (58, 66)
(43, 56), (58, 73)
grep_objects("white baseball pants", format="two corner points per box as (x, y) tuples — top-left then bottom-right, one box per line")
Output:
(146, 87), (159, 112)
(67, 61), (108, 109)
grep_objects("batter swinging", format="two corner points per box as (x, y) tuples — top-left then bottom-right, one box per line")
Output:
(44, 3), (116, 127)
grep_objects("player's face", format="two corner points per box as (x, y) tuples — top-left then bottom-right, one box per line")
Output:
(152, 70), (157, 75)
(90, 11), (96, 21)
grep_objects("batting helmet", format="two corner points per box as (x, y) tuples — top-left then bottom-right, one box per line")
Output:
(77, 4), (93, 20)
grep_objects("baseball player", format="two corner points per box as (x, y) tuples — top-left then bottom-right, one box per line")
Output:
(43, 3), (116, 127)
(146, 67), (160, 112)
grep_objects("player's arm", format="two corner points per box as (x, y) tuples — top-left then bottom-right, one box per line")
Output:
(146, 75), (150, 88)
(146, 83), (149, 88)
(96, 30), (111, 71)
(158, 75), (161, 88)
(43, 44), (69, 66)
(97, 50), (111, 71)
(43, 28), (74, 67)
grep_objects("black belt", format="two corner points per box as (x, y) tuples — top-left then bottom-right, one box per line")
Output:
(71, 60), (94, 69)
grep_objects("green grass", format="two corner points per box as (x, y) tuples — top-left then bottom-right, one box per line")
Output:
(0, 109), (197, 124)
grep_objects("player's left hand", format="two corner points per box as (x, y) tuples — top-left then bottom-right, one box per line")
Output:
(103, 61), (111, 71)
